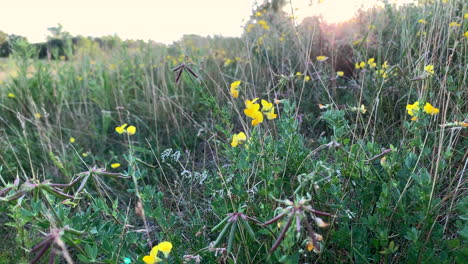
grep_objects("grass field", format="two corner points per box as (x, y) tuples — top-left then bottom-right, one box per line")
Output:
(0, 0), (467, 263)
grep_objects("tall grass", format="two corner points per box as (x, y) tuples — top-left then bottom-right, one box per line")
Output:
(0, 0), (467, 263)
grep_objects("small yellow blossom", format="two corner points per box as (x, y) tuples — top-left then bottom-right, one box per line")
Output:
(359, 104), (367, 114)
(406, 101), (420, 116)
(8, 93), (16, 98)
(255, 11), (262, 17)
(305, 75), (311, 82)
(464, 31), (468, 38)
(224, 58), (232, 67)
(464, 13), (468, 19)
(69, 137), (76, 143)
(258, 20), (270, 30)
(231, 132), (247, 147)
(111, 163), (121, 169)
(244, 98), (263, 126)
(306, 241), (314, 252)
(230, 80), (241, 98)
(423, 102), (439, 115)
(157, 242), (173, 259)
(449, 22), (461, 27)
(82, 152), (89, 157)
(411, 116), (418, 121)
(295, 72), (303, 76)
(316, 55), (328, 61)
(261, 99), (277, 120)
(246, 24), (255, 32)
(337, 71), (344, 77)
(424, 64), (434, 75)
(34, 113), (42, 119)
(418, 19), (427, 24)
(143, 246), (162, 264)
(116, 124), (136, 135)
(367, 58), (377, 68)
(382, 61), (389, 69)
(126, 126), (136, 135)
(116, 124), (128, 134)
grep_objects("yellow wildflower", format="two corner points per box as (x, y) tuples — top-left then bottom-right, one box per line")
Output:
(224, 58), (232, 67)
(255, 11), (262, 17)
(305, 75), (311, 82)
(355, 63), (361, 69)
(231, 132), (247, 147)
(69, 137), (76, 143)
(111, 163), (121, 169)
(464, 13), (468, 19)
(34, 113), (42, 119)
(337, 71), (344, 77)
(258, 20), (270, 30)
(295, 72), (303, 76)
(418, 19), (427, 24)
(449, 22), (461, 27)
(157, 242), (173, 259)
(316, 55), (328, 62)
(116, 124), (128, 134)
(116, 124), (137, 135)
(423, 102), (439, 115)
(8, 93), (16, 98)
(359, 104), (367, 114)
(244, 98), (263, 126)
(261, 99), (277, 120)
(143, 246), (162, 264)
(411, 116), (418, 121)
(464, 31), (468, 38)
(424, 64), (434, 75)
(230, 81), (241, 98)
(126, 126), (136, 135)
(367, 58), (377, 69)
(406, 101), (420, 116)
(306, 241), (314, 252)
(359, 61), (366, 68)
(82, 152), (89, 157)
(382, 61), (389, 69)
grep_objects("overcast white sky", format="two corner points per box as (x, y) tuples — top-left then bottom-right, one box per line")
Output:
(0, 0), (414, 44)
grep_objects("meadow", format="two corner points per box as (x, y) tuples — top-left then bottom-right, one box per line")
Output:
(0, 0), (467, 263)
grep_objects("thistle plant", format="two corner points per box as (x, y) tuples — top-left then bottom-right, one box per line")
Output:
(263, 195), (334, 253)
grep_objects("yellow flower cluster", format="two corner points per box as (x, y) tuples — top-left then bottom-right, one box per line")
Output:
(231, 132), (246, 147)
(295, 72), (310, 82)
(316, 56), (328, 62)
(424, 64), (434, 75)
(230, 81), (241, 98)
(448, 22), (461, 27)
(244, 98), (277, 126)
(116, 124), (137, 135)
(143, 241), (173, 264)
(258, 20), (270, 30)
(406, 101), (439, 120)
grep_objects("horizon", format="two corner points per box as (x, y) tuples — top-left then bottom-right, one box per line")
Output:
(1, 0), (414, 44)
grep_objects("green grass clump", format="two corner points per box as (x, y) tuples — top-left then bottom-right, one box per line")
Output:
(0, 0), (467, 263)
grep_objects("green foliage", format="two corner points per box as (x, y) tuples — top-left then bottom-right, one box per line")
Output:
(0, 0), (467, 263)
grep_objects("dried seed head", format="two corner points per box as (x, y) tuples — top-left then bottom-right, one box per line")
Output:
(135, 201), (144, 217)
(314, 217), (330, 228)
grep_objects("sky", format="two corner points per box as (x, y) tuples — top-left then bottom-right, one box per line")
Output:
(0, 0), (414, 44)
